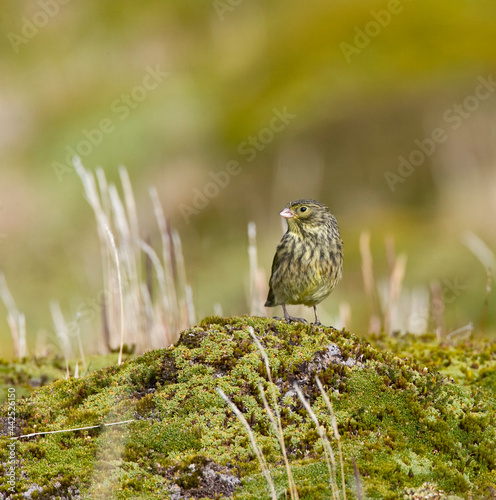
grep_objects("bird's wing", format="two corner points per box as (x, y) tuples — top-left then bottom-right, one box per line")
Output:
(264, 249), (281, 307)
(269, 247), (281, 279)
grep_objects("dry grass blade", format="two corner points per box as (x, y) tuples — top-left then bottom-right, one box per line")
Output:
(149, 186), (180, 334)
(293, 384), (340, 500)
(462, 232), (495, 334)
(315, 376), (346, 499)
(462, 231), (496, 271)
(149, 187), (194, 339)
(248, 222), (266, 316)
(359, 231), (381, 334)
(11, 419), (135, 440)
(0, 273), (27, 359)
(258, 383), (299, 500)
(249, 327), (298, 499)
(102, 222), (125, 365)
(139, 239), (169, 311)
(216, 388), (277, 500)
(481, 267), (492, 335)
(430, 280), (445, 340)
(119, 166), (140, 253)
(339, 301), (351, 331)
(172, 228), (195, 329)
(352, 459), (363, 500)
(75, 160), (125, 354)
(384, 252), (407, 335)
(139, 239), (171, 346)
(74, 159), (193, 356)
(171, 229), (187, 298)
(248, 327), (272, 383)
(49, 300), (72, 377)
(185, 284), (195, 327)
(72, 314), (87, 374)
(446, 322), (473, 344)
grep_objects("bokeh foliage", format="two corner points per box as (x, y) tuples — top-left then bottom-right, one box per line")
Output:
(1, 0), (496, 356)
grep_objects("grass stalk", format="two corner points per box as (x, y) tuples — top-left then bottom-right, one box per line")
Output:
(315, 376), (346, 499)
(49, 300), (72, 377)
(103, 222), (125, 365)
(0, 273), (28, 359)
(430, 280), (445, 340)
(74, 159), (193, 356)
(352, 458), (363, 500)
(384, 252), (407, 335)
(481, 266), (492, 335)
(73, 314), (87, 374)
(249, 327), (298, 499)
(139, 238), (171, 346)
(359, 231), (381, 334)
(293, 383), (340, 500)
(462, 231), (495, 335)
(258, 383), (299, 500)
(149, 186), (180, 335)
(216, 388), (277, 500)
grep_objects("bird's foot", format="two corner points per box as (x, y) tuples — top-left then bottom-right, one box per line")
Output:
(284, 315), (308, 324)
(281, 305), (308, 324)
(312, 306), (325, 327)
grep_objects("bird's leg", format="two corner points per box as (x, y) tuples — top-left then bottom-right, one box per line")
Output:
(312, 306), (322, 326)
(282, 304), (308, 324)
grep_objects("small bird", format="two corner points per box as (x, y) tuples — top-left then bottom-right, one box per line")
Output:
(265, 199), (343, 325)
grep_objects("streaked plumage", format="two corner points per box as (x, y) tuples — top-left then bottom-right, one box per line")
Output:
(265, 199), (343, 324)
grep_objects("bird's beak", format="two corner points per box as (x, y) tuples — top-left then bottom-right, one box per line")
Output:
(279, 207), (295, 219)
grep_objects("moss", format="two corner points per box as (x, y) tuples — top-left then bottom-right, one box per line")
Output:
(172, 455), (210, 489)
(124, 419), (202, 463)
(369, 332), (496, 394)
(1, 317), (496, 499)
(0, 353), (127, 399)
(134, 393), (156, 416)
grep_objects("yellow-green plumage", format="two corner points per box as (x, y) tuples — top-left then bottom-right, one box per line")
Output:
(265, 199), (343, 324)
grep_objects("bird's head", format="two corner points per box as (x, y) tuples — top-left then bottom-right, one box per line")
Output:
(279, 199), (332, 234)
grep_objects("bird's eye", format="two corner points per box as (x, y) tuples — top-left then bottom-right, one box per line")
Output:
(300, 206), (307, 212)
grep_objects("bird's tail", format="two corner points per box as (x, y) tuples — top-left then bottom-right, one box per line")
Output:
(264, 287), (275, 307)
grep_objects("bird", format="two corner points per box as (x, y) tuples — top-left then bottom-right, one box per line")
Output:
(265, 199), (343, 325)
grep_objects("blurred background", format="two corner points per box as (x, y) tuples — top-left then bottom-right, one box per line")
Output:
(1, 0), (496, 360)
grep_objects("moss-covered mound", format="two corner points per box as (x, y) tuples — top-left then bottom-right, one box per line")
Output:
(1, 317), (496, 499)
(369, 332), (496, 398)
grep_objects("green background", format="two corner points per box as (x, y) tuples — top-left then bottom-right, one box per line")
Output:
(1, 0), (496, 358)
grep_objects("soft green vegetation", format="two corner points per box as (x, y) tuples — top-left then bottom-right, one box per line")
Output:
(0, 353), (127, 400)
(370, 332), (496, 398)
(2, 1), (496, 355)
(1, 316), (496, 499)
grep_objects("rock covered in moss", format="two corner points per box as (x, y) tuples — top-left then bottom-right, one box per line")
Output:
(0, 316), (495, 499)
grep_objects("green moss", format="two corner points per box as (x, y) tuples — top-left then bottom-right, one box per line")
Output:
(0, 353), (127, 399)
(1, 317), (496, 499)
(124, 419), (202, 463)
